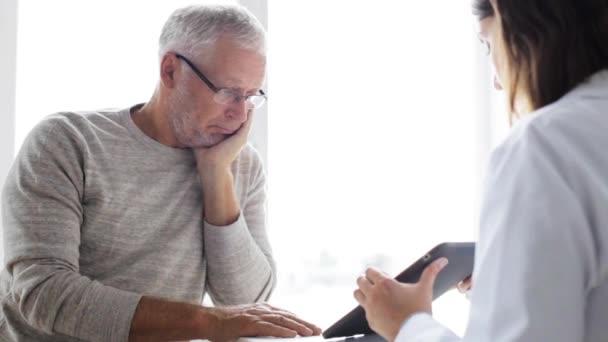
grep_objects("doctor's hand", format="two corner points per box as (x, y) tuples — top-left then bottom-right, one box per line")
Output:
(353, 258), (449, 342)
(204, 302), (322, 342)
(457, 275), (473, 298)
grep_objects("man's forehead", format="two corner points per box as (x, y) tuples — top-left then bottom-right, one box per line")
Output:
(197, 38), (266, 89)
(213, 62), (267, 90)
(222, 76), (266, 92)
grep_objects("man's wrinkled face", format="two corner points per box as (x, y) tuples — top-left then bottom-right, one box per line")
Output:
(167, 38), (266, 148)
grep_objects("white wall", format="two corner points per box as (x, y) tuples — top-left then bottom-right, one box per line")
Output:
(0, 0), (17, 182)
(0, 0), (18, 259)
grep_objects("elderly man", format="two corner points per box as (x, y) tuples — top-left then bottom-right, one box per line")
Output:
(0, 4), (320, 341)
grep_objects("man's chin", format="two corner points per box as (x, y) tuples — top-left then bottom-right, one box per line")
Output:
(189, 134), (227, 148)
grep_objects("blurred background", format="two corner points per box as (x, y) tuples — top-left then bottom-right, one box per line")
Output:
(0, 0), (510, 336)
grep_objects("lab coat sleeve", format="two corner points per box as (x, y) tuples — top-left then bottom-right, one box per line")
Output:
(397, 121), (595, 342)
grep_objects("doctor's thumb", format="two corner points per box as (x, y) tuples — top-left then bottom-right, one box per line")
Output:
(419, 257), (449, 289)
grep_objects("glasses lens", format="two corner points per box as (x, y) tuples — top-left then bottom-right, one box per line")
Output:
(214, 89), (236, 105)
(214, 89), (267, 109)
(247, 95), (267, 109)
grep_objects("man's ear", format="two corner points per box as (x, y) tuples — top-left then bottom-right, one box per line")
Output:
(160, 53), (178, 89)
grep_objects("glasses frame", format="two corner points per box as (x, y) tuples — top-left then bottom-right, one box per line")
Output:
(174, 53), (267, 109)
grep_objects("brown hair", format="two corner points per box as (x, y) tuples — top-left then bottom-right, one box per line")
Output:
(472, 0), (608, 117)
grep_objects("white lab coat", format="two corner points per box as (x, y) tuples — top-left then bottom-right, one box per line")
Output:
(397, 70), (608, 342)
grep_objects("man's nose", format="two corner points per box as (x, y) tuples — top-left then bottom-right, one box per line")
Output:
(226, 98), (249, 123)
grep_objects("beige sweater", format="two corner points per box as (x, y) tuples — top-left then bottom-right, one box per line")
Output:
(0, 106), (276, 341)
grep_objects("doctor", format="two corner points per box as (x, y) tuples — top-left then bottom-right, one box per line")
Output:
(355, 0), (608, 341)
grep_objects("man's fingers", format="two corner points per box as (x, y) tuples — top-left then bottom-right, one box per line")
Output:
(234, 111), (254, 139)
(244, 110), (254, 129)
(218, 112), (254, 151)
(249, 308), (322, 335)
(420, 257), (448, 288)
(245, 303), (322, 335)
(248, 321), (298, 338)
(277, 313), (322, 335)
(261, 314), (314, 337)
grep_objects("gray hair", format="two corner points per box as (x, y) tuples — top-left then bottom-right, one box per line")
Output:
(158, 4), (266, 60)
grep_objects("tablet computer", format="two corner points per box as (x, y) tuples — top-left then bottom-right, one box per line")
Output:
(322, 242), (475, 339)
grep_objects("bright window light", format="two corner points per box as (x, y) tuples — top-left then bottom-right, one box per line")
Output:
(267, 1), (487, 335)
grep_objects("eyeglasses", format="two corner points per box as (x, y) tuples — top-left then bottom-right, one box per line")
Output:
(175, 53), (267, 110)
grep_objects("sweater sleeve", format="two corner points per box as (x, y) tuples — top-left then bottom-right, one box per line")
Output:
(2, 115), (142, 341)
(203, 146), (276, 305)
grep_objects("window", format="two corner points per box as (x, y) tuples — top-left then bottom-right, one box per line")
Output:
(267, 1), (496, 334)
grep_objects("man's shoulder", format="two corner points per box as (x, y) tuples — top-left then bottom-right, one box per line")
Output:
(28, 108), (128, 145)
(39, 108), (125, 131)
(17, 108), (130, 161)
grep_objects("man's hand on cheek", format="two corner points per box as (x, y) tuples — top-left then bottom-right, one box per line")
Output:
(194, 112), (254, 177)
(192, 112), (254, 226)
